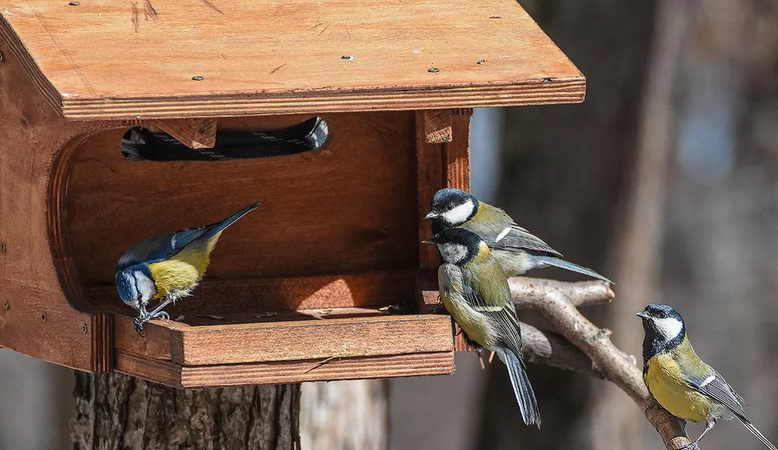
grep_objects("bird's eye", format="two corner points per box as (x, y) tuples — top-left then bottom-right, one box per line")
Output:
(657, 311), (667, 319)
(446, 203), (455, 211)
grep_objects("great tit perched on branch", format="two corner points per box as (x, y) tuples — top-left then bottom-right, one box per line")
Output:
(638, 304), (777, 450)
(424, 188), (611, 284)
(115, 202), (259, 333)
(424, 228), (540, 427)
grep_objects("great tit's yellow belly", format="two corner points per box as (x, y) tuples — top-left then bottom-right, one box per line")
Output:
(645, 354), (712, 422)
(148, 246), (210, 299)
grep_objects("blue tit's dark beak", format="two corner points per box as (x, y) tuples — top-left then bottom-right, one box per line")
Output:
(636, 311), (650, 320)
(423, 211), (437, 220)
(421, 238), (435, 245)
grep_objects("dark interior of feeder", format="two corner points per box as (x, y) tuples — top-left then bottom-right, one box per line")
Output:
(61, 111), (424, 324)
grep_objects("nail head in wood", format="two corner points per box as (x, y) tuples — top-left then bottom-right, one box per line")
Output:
(0, 51), (4, 63)
(341, 55), (353, 60)
(428, 67), (439, 73)
(191, 75), (204, 81)
(40, 312), (47, 322)
(424, 110), (453, 143)
(2, 299), (8, 310)
(68, 1), (79, 5)
(80, 323), (89, 335)
(0, 241), (5, 252)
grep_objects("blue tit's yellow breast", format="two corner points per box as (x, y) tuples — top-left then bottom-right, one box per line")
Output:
(644, 353), (712, 422)
(148, 250), (207, 298)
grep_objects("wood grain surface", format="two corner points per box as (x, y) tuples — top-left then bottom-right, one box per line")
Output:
(0, 0), (584, 119)
(117, 349), (455, 388)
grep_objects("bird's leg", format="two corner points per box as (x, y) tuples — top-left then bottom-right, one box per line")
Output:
(146, 296), (174, 320)
(476, 349), (486, 369)
(680, 420), (716, 450)
(133, 296), (175, 333)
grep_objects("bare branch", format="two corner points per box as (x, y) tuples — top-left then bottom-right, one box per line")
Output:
(520, 323), (605, 379)
(509, 277), (693, 450)
(510, 277), (615, 307)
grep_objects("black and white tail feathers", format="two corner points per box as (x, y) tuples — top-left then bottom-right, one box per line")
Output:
(737, 417), (778, 450)
(494, 347), (541, 427)
(532, 255), (612, 284)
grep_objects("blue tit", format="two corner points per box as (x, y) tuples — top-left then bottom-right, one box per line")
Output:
(424, 188), (611, 283)
(638, 304), (776, 450)
(115, 201), (259, 332)
(424, 228), (540, 427)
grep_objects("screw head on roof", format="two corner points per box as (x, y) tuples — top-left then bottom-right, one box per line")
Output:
(68, 1), (80, 5)
(192, 75), (204, 81)
(428, 67), (439, 73)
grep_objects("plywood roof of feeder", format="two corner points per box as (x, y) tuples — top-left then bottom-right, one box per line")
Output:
(0, 0), (584, 120)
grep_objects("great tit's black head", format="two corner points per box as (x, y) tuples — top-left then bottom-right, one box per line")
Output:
(424, 188), (480, 226)
(637, 304), (686, 361)
(423, 228), (486, 265)
(116, 264), (156, 309)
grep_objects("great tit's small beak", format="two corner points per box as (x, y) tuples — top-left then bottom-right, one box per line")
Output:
(423, 211), (437, 220)
(421, 238), (435, 245)
(636, 311), (650, 320)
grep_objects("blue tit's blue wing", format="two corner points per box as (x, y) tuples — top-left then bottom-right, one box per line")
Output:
(116, 227), (208, 271)
(685, 370), (748, 419)
(116, 202), (259, 272)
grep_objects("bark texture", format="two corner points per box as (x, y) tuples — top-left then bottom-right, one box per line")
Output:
(70, 372), (300, 450)
(300, 380), (388, 450)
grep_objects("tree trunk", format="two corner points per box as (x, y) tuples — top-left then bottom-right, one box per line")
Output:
(300, 380), (388, 450)
(70, 373), (300, 450)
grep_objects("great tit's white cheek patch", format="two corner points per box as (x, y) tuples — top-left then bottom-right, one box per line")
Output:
(438, 243), (468, 264)
(654, 316), (683, 340)
(441, 200), (474, 225)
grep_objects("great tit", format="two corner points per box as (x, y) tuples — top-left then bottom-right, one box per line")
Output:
(116, 201), (259, 332)
(424, 228), (540, 427)
(424, 188), (611, 283)
(638, 304), (776, 450)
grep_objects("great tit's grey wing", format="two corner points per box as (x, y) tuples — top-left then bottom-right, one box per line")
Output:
(489, 225), (563, 258)
(685, 370), (748, 419)
(461, 268), (523, 354)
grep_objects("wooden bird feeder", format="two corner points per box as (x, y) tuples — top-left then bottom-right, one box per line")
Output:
(0, 0), (584, 388)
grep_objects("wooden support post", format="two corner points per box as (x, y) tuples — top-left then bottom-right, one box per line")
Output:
(152, 118), (218, 149)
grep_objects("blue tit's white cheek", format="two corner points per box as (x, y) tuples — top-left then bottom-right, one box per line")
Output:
(437, 242), (468, 264)
(441, 200), (474, 225)
(653, 316), (683, 340)
(133, 270), (157, 304)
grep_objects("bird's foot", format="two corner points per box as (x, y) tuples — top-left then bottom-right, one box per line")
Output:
(679, 443), (700, 450)
(151, 310), (170, 320)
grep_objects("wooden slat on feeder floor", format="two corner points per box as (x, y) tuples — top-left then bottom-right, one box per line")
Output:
(0, 0), (584, 120)
(116, 349), (455, 388)
(114, 312), (453, 366)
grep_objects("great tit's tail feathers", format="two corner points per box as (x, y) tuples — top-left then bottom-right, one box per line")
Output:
(737, 417), (777, 450)
(531, 255), (613, 284)
(494, 347), (541, 428)
(205, 202), (260, 239)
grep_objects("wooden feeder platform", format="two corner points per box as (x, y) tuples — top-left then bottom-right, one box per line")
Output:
(0, 0), (584, 388)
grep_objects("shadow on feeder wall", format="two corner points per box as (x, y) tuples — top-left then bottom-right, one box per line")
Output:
(120, 117), (330, 161)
